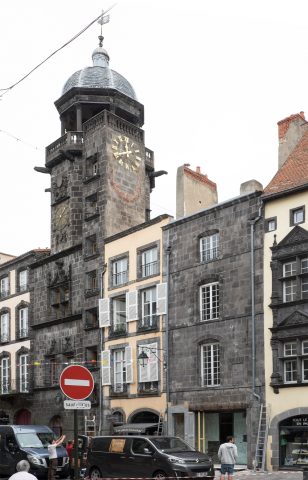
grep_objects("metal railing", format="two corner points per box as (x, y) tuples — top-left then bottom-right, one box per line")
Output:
(141, 261), (158, 277)
(112, 271), (128, 287)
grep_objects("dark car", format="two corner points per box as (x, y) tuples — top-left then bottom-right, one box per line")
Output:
(0, 425), (69, 478)
(86, 435), (215, 480)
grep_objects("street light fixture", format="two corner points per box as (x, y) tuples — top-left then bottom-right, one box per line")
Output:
(137, 346), (167, 369)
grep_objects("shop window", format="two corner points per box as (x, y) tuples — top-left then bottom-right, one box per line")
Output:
(280, 416), (308, 468)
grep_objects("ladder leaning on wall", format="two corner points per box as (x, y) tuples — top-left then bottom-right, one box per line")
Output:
(156, 412), (164, 436)
(85, 415), (96, 437)
(254, 404), (270, 471)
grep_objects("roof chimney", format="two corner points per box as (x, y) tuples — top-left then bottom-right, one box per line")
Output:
(278, 111), (307, 169)
(196, 166), (201, 174)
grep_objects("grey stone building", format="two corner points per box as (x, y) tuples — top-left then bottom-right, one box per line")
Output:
(29, 35), (159, 437)
(0, 249), (49, 425)
(163, 186), (264, 467)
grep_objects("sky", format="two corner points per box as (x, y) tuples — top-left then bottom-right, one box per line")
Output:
(1, 0), (308, 256)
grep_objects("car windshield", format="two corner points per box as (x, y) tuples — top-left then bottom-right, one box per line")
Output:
(16, 432), (56, 448)
(151, 437), (195, 453)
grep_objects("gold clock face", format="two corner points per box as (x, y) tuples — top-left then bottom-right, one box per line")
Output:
(54, 203), (69, 231)
(111, 135), (142, 172)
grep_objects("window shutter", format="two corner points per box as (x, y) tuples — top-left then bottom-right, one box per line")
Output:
(125, 346), (133, 383)
(138, 346), (150, 382)
(101, 350), (111, 385)
(156, 283), (167, 315)
(99, 298), (110, 327)
(185, 412), (195, 447)
(126, 290), (138, 322)
(148, 342), (159, 382)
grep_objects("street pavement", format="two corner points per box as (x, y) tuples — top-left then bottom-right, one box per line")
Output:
(214, 470), (303, 479)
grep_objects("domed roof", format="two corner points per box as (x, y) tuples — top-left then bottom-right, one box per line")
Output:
(62, 43), (137, 100)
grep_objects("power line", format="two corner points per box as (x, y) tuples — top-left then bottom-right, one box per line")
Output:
(0, 5), (115, 100)
(0, 129), (44, 151)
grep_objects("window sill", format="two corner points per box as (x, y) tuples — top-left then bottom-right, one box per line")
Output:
(84, 212), (99, 222)
(84, 253), (100, 262)
(83, 174), (100, 184)
(85, 288), (100, 298)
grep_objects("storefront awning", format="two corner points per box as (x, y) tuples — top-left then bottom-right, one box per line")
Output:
(114, 423), (158, 434)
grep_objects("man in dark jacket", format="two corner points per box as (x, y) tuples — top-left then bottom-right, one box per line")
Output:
(218, 436), (238, 480)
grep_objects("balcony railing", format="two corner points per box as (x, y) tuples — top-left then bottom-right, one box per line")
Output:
(112, 271), (128, 287)
(110, 323), (127, 337)
(0, 290), (9, 299)
(138, 315), (158, 332)
(18, 328), (29, 339)
(46, 131), (84, 165)
(1, 378), (30, 395)
(0, 333), (9, 343)
(110, 383), (128, 396)
(141, 261), (158, 278)
(138, 381), (159, 394)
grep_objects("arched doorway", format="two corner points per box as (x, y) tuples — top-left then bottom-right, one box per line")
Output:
(131, 411), (159, 424)
(49, 415), (63, 437)
(14, 409), (31, 425)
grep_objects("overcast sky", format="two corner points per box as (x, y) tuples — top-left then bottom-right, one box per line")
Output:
(1, 0), (308, 256)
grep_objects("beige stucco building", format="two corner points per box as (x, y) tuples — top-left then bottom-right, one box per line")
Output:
(99, 215), (172, 434)
(263, 112), (308, 471)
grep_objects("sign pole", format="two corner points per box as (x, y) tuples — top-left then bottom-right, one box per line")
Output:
(74, 409), (78, 480)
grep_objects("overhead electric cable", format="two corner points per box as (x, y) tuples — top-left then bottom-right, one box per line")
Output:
(0, 129), (44, 151)
(0, 5), (115, 99)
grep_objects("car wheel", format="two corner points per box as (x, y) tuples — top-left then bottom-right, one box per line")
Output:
(90, 467), (102, 480)
(153, 470), (168, 480)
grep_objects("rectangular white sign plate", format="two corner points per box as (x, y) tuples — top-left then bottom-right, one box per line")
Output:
(64, 400), (91, 410)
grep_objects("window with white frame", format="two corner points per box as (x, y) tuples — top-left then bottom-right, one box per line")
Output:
(283, 342), (297, 383)
(112, 296), (126, 333)
(114, 349), (126, 392)
(19, 270), (28, 292)
(0, 313), (9, 343)
(20, 354), (29, 392)
(290, 206), (305, 226)
(200, 282), (219, 321)
(141, 247), (158, 277)
(112, 258), (128, 287)
(141, 287), (157, 327)
(282, 258), (308, 302)
(0, 276), (9, 298)
(201, 343), (220, 387)
(19, 307), (28, 338)
(1, 357), (9, 394)
(200, 233), (219, 262)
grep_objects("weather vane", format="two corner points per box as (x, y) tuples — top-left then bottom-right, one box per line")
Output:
(97, 4), (116, 46)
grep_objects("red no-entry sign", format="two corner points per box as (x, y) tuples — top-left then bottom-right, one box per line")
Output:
(60, 365), (94, 401)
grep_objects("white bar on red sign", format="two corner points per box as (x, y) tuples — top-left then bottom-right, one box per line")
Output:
(64, 379), (90, 386)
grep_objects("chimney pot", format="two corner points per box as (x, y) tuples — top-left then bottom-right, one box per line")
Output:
(196, 166), (201, 174)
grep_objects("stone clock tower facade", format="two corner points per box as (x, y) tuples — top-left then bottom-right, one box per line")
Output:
(30, 37), (156, 433)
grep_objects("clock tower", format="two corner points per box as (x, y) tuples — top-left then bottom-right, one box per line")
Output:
(31, 31), (160, 429)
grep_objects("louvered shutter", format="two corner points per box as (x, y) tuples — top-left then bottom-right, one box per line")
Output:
(148, 342), (159, 381)
(126, 290), (138, 321)
(99, 298), (110, 327)
(138, 346), (150, 382)
(101, 350), (111, 385)
(185, 412), (195, 447)
(156, 283), (167, 315)
(125, 346), (133, 383)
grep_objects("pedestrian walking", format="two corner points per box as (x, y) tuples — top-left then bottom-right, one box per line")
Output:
(8, 460), (37, 480)
(66, 440), (74, 478)
(218, 436), (238, 480)
(48, 434), (66, 480)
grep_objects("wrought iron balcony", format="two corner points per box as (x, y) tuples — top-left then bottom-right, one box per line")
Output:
(112, 271), (128, 287)
(110, 383), (128, 397)
(138, 381), (159, 395)
(137, 315), (158, 332)
(18, 328), (29, 339)
(46, 131), (84, 166)
(0, 378), (31, 396)
(109, 323), (127, 338)
(141, 261), (158, 278)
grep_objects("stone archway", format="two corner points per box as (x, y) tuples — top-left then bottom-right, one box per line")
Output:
(49, 415), (63, 437)
(130, 409), (159, 424)
(14, 408), (31, 425)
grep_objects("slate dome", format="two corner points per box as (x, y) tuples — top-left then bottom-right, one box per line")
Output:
(62, 44), (137, 100)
